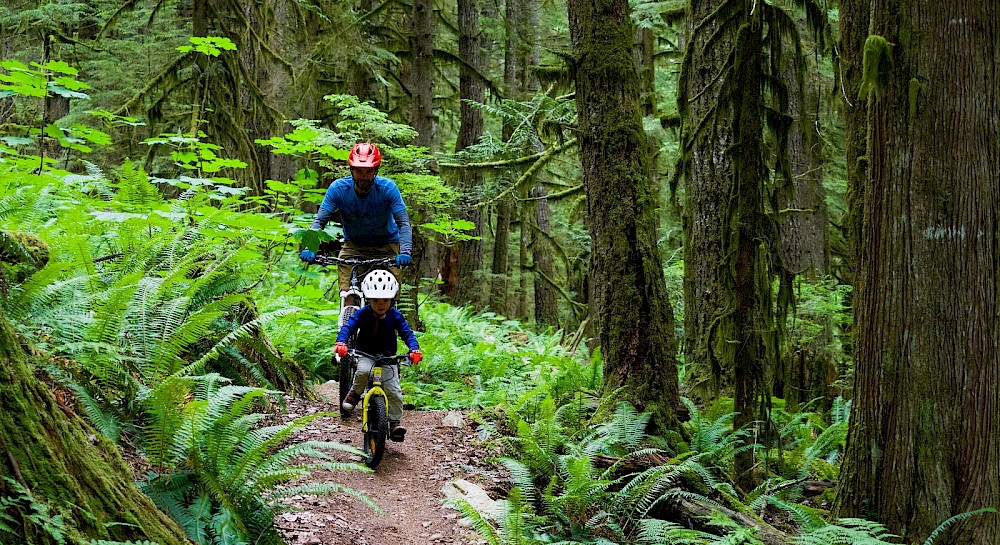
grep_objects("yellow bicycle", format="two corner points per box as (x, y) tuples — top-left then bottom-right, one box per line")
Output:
(348, 349), (410, 469)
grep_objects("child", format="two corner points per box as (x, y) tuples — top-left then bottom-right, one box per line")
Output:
(335, 269), (422, 442)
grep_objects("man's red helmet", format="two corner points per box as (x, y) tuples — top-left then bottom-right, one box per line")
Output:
(348, 143), (382, 168)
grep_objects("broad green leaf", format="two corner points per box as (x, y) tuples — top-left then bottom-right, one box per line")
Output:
(1, 136), (33, 146)
(48, 83), (90, 99)
(266, 179), (298, 193)
(90, 211), (146, 222)
(38, 60), (78, 75)
(294, 228), (333, 251)
(44, 124), (66, 139)
(52, 76), (89, 91)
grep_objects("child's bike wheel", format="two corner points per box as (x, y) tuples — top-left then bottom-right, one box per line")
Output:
(363, 395), (388, 469)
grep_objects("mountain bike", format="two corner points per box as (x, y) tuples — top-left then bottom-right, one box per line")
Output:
(312, 255), (395, 417)
(345, 349), (410, 469)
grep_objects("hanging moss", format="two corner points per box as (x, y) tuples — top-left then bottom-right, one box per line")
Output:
(858, 34), (893, 101)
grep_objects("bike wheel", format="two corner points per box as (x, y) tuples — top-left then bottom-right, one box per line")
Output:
(338, 355), (353, 417)
(363, 395), (388, 469)
(338, 306), (359, 417)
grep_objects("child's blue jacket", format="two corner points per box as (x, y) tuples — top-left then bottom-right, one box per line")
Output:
(337, 306), (420, 357)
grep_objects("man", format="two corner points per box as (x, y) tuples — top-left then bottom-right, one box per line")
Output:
(300, 142), (413, 299)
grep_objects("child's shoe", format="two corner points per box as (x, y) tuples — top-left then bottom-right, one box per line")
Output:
(341, 390), (361, 413)
(389, 421), (406, 442)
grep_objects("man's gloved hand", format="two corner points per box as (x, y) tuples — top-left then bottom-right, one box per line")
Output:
(395, 253), (412, 266)
(408, 349), (422, 365)
(335, 342), (348, 356)
(299, 249), (316, 263)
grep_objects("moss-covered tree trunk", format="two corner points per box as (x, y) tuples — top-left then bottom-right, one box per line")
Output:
(839, 0), (868, 284)
(834, 2), (1000, 543)
(0, 277), (188, 544)
(567, 0), (680, 432)
(679, 0), (735, 403)
(728, 2), (771, 493)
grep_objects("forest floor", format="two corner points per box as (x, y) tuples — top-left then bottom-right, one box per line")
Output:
(273, 381), (501, 545)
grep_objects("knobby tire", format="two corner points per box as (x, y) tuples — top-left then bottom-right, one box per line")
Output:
(364, 395), (388, 469)
(338, 306), (358, 417)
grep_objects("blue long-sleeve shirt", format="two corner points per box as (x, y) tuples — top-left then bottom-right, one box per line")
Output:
(310, 175), (413, 254)
(337, 306), (420, 357)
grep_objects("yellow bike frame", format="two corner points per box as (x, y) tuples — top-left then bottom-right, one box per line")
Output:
(361, 365), (390, 431)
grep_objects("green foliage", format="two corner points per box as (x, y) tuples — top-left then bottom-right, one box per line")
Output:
(0, 476), (68, 545)
(323, 94), (420, 144)
(397, 302), (595, 410)
(141, 375), (374, 545)
(420, 219), (481, 246)
(920, 508), (998, 545)
(143, 132), (249, 176)
(176, 36), (238, 57)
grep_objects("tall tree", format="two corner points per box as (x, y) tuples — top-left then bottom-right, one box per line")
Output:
(678, 0), (736, 403)
(834, 3), (1000, 543)
(446, 0), (489, 307)
(775, 42), (832, 411)
(531, 186), (559, 325)
(567, 0), (680, 431)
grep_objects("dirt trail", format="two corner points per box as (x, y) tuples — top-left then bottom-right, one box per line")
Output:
(274, 382), (498, 545)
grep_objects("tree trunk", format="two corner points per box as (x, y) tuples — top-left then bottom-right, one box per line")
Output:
(567, 0), (680, 432)
(729, 2), (769, 493)
(834, 3), (1000, 544)
(776, 42), (833, 411)
(777, 49), (828, 279)
(490, 199), (512, 315)
(679, 0), (734, 403)
(517, 202), (531, 320)
(447, 0), (488, 307)
(411, 0), (438, 288)
(531, 186), (559, 326)
(411, 0), (435, 146)
(839, 0), (868, 286)
(349, 0), (386, 108)
(0, 297), (187, 544)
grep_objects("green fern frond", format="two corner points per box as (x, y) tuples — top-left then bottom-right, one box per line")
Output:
(267, 482), (381, 513)
(84, 539), (160, 545)
(175, 306), (299, 376)
(450, 497), (501, 545)
(922, 508), (998, 545)
(501, 458), (540, 505)
(638, 518), (718, 544)
(792, 518), (898, 545)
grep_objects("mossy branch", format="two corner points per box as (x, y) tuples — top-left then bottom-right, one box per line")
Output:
(114, 52), (193, 116)
(441, 138), (578, 170)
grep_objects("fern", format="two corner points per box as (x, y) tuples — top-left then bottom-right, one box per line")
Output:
(792, 518), (898, 545)
(142, 380), (371, 545)
(0, 477), (68, 545)
(921, 507), (998, 545)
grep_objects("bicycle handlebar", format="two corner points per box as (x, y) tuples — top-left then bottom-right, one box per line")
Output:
(350, 350), (412, 366)
(313, 255), (395, 268)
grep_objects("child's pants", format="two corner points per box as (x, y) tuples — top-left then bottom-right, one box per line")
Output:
(354, 356), (404, 422)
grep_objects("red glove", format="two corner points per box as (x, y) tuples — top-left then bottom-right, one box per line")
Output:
(335, 342), (348, 356)
(409, 350), (422, 365)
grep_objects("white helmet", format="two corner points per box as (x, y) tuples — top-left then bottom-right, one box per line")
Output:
(361, 269), (399, 299)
